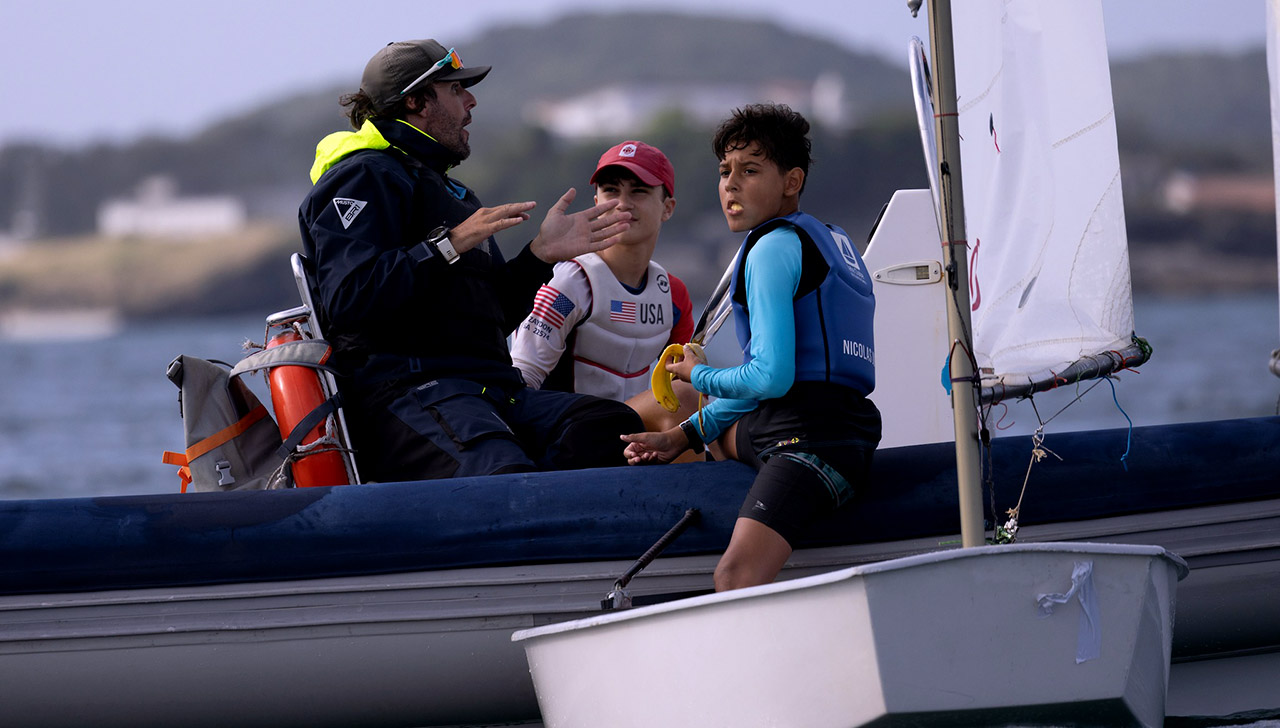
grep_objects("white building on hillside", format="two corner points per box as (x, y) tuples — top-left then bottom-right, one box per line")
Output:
(97, 176), (246, 240)
(527, 76), (849, 139)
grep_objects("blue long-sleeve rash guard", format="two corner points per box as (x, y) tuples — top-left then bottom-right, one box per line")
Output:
(687, 226), (802, 444)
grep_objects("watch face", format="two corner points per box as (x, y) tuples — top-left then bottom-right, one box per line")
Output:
(436, 236), (460, 263)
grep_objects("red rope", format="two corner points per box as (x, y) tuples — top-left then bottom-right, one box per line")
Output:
(1110, 349), (1144, 374)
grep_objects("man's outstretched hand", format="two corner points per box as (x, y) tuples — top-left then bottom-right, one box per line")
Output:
(530, 188), (632, 263)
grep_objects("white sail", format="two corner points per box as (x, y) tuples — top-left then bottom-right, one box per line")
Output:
(950, 1), (1136, 387)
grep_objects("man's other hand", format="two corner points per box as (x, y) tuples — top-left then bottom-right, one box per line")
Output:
(451, 201), (537, 254)
(530, 188), (632, 263)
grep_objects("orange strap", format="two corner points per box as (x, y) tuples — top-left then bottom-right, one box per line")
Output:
(162, 451), (193, 493)
(185, 404), (271, 462)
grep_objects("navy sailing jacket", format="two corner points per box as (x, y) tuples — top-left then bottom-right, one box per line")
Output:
(298, 118), (552, 394)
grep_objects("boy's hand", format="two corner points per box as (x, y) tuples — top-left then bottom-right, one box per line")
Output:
(664, 344), (705, 383)
(621, 427), (688, 465)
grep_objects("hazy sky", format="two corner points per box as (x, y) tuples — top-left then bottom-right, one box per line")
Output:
(0, 0), (1267, 147)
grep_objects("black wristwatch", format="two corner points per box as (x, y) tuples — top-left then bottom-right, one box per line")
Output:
(427, 226), (460, 265)
(679, 419), (705, 454)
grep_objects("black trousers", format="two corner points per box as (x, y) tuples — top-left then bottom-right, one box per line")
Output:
(348, 377), (642, 483)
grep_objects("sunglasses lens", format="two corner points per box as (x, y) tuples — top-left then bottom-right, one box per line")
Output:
(400, 48), (464, 95)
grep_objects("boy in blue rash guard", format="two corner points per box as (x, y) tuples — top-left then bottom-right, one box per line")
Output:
(622, 103), (882, 591)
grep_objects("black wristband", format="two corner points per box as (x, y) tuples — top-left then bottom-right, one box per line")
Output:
(679, 419), (705, 454)
(407, 239), (437, 264)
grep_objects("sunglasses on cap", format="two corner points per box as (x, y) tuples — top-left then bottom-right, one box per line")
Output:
(400, 48), (464, 96)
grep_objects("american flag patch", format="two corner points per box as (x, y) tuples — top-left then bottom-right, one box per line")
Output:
(532, 287), (575, 328)
(610, 300), (636, 324)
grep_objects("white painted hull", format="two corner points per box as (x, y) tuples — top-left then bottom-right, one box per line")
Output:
(515, 543), (1187, 728)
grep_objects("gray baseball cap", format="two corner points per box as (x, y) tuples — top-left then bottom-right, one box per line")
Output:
(362, 39), (491, 111)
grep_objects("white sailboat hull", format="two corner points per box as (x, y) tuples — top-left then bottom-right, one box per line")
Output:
(515, 543), (1187, 728)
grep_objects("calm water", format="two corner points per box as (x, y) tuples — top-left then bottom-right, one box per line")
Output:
(1, 293), (1278, 500)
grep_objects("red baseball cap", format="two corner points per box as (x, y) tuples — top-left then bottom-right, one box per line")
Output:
(590, 141), (676, 197)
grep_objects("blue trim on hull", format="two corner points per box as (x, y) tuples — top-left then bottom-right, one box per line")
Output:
(1, 417), (1277, 596)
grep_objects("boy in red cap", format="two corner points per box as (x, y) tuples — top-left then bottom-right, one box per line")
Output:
(511, 141), (697, 432)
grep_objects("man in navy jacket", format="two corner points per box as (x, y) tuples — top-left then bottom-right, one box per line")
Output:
(299, 39), (640, 482)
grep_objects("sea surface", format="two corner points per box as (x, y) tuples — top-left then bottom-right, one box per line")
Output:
(1, 292), (1278, 500)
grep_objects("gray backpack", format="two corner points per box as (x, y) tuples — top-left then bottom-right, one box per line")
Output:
(163, 338), (347, 492)
(163, 354), (289, 492)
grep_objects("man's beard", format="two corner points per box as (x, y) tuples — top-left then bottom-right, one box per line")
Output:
(418, 101), (472, 164)
(438, 128), (470, 164)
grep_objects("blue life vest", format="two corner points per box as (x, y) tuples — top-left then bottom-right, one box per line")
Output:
(730, 212), (876, 395)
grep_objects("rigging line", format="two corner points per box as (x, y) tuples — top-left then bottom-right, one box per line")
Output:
(978, 380), (998, 540)
(984, 439), (999, 543)
(945, 274), (979, 378)
(1003, 427), (1064, 543)
(945, 338), (982, 398)
(1111, 347), (1145, 374)
(1033, 377), (1107, 429)
(989, 401), (1014, 431)
(1104, 376), (1135, 472)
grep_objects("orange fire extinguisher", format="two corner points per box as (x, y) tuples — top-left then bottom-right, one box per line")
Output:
(266, 328), (350, 487)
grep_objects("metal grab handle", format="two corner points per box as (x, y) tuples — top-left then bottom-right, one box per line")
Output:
(604, 509), (701, 610)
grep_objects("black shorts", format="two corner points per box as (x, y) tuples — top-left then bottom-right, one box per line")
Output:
(734, 382), (881, 546)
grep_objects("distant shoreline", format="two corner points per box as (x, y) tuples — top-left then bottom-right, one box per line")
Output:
(0, 227), (1274, 325)
(0, 223), (301, 322)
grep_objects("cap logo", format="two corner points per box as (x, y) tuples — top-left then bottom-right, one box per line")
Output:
(619, 144), (638, 158)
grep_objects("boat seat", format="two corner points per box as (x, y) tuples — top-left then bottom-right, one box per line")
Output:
(263, 253), (362, 485)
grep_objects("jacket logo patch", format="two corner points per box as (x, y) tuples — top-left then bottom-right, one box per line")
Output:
(332, 198), (367, 229)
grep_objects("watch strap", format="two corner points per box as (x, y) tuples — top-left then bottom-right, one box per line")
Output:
(679, 419), (705, 454)
(409, 227), (460, 265)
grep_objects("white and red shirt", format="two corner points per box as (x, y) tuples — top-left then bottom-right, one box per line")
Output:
(511, 253), (693, 402)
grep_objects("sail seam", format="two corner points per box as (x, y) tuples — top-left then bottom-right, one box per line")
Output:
(958, 63), (1003, 116)
(1052, 109), (1114, 149)
(1065, 168), (1126, 357)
